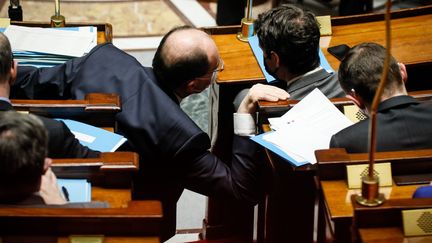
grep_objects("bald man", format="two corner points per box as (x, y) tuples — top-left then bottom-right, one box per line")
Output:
(13, 26), (287, 240)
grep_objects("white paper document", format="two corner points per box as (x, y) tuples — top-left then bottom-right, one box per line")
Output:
(259, 88), (354, 164)
(4, 25), (96, 57)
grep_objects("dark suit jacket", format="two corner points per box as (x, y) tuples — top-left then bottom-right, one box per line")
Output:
(13, 43), (263, 240)
(0, 100), (99, 158)
(330, 96), (432, 153)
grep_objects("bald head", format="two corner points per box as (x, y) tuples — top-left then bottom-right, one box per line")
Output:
(152, 26), (219, 91)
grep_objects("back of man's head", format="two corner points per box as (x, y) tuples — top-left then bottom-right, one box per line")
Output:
(338, 42), (403, 105)
(0, 111), (48, 203)
(0, 33), (13, 82)
(255, 4), (320, 76)
(152, 26), (211, 91)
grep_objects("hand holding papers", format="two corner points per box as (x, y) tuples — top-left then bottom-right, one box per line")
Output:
(251, 88), (353, 166)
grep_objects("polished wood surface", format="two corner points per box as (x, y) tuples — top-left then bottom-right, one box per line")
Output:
(211, 33), (264, 84)
(10, 21), (113, 43)
(323, 14), (432, 69)
(359, 227), (432, 242)
(321, 181), (420, 219)
(352, 196), (432, 242)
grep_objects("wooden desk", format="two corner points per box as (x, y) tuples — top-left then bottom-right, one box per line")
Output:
(10, 21), (113, 44)
(321, 180), (420, 242)
(317, 148), (432, 242)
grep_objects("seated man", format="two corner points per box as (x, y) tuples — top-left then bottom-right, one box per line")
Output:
(234, 4), (345, 110)
(12, 25), (288, 240)
(330, 42), (432, 152)
(0, 33), (99, 159)
(0, 111), (66, 205)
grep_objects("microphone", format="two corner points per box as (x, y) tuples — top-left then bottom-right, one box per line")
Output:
(8, 0), (23, 21)
(355, 0), (393, 207)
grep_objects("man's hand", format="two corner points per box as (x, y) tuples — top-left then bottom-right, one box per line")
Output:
(237, 83), (289, 114)
(39, 168), (67, 205)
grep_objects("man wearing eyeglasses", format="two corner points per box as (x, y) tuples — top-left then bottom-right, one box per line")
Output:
(12, 25), (287, 241)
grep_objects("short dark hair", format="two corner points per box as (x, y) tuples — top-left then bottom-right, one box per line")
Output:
(0, 111), (48, 203)
(338, 42), (402, 105)
(152, 26), (210, 90)
(255, 4), (320, 76)
(0, 33), (13, 80)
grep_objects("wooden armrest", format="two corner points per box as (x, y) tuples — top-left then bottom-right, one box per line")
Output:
(0, 200), (162, 236)
(12, 93), (121, 129)
(52, 152), (139, 187)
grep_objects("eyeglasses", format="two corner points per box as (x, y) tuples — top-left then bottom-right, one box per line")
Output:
(212, 59), (224, 73)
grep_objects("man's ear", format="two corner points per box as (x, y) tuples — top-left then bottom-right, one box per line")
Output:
(186, 79), (198, 93)
(346, 90), (365, 110)
(9, 60), (18, 85)
(398, 62), (408, 83)
(43, 158), (52, 174)
(270, 51), (280, 68)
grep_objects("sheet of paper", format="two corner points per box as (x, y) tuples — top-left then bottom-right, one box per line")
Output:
(262, 88), (353, 164)
(4, 25), (95, 57)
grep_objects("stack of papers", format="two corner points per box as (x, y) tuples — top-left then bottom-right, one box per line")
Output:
(3, 25), (97, 68)
(251, 88), (353, 166)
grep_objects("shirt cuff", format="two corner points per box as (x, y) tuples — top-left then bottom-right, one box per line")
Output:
(233, 113), (256, 136)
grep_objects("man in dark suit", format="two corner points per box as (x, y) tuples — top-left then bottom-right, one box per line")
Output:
(233, 4), (345, 110)
(330, 42), (432, 152)
(0, 33), (99, 159)
(0, 111), (67, 205)
(12, 26), (288, 240)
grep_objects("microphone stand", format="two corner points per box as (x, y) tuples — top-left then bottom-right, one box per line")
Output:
(237, 0), (254, 42)
(51, 0), (66, 27)
(355, 0), (392, 207)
